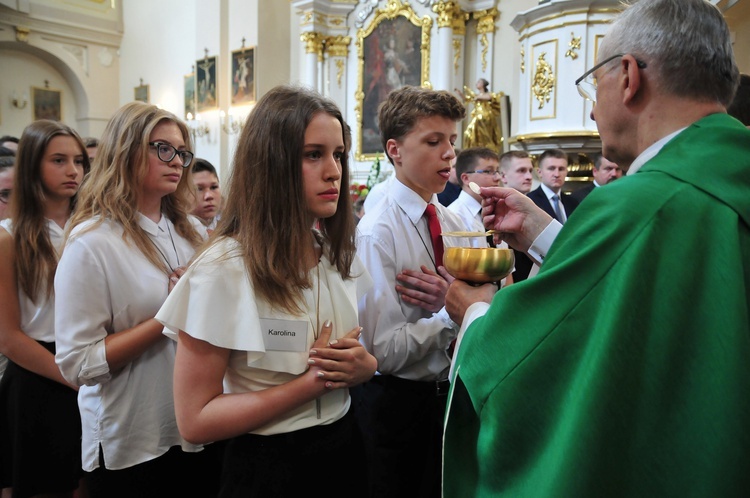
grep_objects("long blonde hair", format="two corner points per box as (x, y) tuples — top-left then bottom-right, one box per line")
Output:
(10, 120), (88, 301)
(67, 102), (201, 272)
(213, 85), (356, 313)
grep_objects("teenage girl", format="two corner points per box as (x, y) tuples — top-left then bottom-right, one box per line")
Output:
(54, 103), (219, 498)
(0, 120), (87, 498)
(157, 85), (377, 498)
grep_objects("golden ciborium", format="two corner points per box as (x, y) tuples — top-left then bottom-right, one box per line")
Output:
(441, 232), (515, 284)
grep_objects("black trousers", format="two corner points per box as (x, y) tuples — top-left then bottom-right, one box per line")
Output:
(352, 375), (448, 498)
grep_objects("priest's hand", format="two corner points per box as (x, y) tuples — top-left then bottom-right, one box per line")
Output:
(446, 280), (496, 325)
(479, 186), (554, 252)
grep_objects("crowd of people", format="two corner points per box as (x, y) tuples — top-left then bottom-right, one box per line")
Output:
(0, 0), (749, 497)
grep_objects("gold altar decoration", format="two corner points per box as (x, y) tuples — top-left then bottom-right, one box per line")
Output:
(453, 38), (462, 75)
(300, 31), (325, 62)
(457, 80), (504, 151)
(532, 52), (555, 110)
(520, 46), (525, 73)
(565, 32), (581, 60)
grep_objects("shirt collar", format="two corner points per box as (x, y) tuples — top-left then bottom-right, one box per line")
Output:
(627, 127), (686, 176)
(540, 183), (559, 200)
(392, 177), (439, 225)
(137, 212), (164, 236)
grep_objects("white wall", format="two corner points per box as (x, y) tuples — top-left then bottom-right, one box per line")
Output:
(0, 48), (77, 137)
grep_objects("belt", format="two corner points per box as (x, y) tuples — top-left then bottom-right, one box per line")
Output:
(371, 374), (451, 397)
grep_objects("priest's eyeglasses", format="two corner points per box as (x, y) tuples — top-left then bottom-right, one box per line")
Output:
(575, 54), (648, 103)
(148, 142), (194, 168)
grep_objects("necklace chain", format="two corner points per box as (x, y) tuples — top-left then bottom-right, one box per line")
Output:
(147, 220), (181, 273)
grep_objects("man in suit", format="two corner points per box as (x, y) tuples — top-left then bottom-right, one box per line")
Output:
(498, 151), (535, 281)
(570, 153), (622, 203)
(527, 148), (578, 223)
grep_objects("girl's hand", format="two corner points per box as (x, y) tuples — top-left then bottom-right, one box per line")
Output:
(168, 266), (187, 293)
(308, 323), (377, 389)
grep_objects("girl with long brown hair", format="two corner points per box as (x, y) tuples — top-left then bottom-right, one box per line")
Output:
(0, 120), (87, 497)
(157, 85), (377, 497)
(54, 102), (218, 497)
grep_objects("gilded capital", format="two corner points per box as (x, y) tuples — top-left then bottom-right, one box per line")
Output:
(433, 1), (455, 28)
(325, 35), (352, 58)
(300, 31), (325, 61)
(473, 8), (499, 35)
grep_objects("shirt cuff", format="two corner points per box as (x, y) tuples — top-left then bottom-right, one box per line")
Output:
(437, 306), (459, 333)
(78, 338), (111, 386)
(527, 220), (562, 266)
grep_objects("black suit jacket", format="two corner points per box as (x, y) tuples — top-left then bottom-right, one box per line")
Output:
(527, 186), (579, 222)
(570, 183), (596, 203)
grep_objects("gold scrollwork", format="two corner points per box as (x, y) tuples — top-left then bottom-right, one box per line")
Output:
(473, 8), (499, 35)
(300, 31), (325, 62)
(355, 0), (432, 161)
(336, 59), (345, 89)
(520, 46), (525, 73)
(532, 53), (555, 109)
(564, 32), (581, 60)
(480, 33), (489, 73)
(453, 38), (461, 75)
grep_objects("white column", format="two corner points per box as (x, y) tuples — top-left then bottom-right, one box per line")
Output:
(300, 31), (323, 90)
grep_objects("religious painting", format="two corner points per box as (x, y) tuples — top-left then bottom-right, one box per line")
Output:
(32, 87), (62, 121)
(184, 72), (196, 119)
(231, 47), (256, 105)
(196, 55), (218, 112)
(356, 0), (432, 160)
(134, 83), (150, 103)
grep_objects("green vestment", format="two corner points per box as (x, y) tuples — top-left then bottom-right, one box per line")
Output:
(443, 114), (750, 497)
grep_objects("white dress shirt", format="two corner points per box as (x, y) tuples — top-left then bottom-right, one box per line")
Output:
(447, 190), (484, 232)
(356, 178), (482, 382)
(157, 235), (372, 435)
(55, 214), (206, 471)
(540, 183), (567, 223)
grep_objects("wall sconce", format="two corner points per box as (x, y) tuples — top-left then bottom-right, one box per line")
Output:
(220, 110), (243, 135)
(11, 90), (28, 109)
(186, 112), (210, 140)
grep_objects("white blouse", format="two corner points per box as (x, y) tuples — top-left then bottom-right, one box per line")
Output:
(157, 235), (372, 436)
(55, 214), (206, 472)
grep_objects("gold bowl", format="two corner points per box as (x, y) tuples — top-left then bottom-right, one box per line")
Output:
(443, 247), (515, 283)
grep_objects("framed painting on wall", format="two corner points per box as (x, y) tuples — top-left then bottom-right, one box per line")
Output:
(32, 87), (62, 121)
(134, 83), (150, 103)
(184, 72), (196, 119)
(356, 0), (431, 160)
(231, 47), (256, 105)
(196, 55), (218, 112)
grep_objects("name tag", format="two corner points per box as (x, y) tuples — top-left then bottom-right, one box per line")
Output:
(259, 318), (309, 352)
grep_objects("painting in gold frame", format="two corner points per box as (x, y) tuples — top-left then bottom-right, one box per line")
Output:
(231, 47), (256, 105)
(134, 84), (150, 103)
(32, 87), (62, 121)
(355, 0), (432, 160)
(196, 55), (218, 112)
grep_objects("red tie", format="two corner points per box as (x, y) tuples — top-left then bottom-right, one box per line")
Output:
(424, 203), (444, 268)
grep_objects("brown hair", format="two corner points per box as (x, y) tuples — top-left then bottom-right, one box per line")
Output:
(67, 102), (202, 273)
(11, 120), (88, 300)
(537, 148), (568, 168)
(378, 86), (465, 165)
(454, 147), (499, 186)
(212, 85), (356, 313)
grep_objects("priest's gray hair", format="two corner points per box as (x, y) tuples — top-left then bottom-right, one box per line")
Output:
(599, 0), (739, 107)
